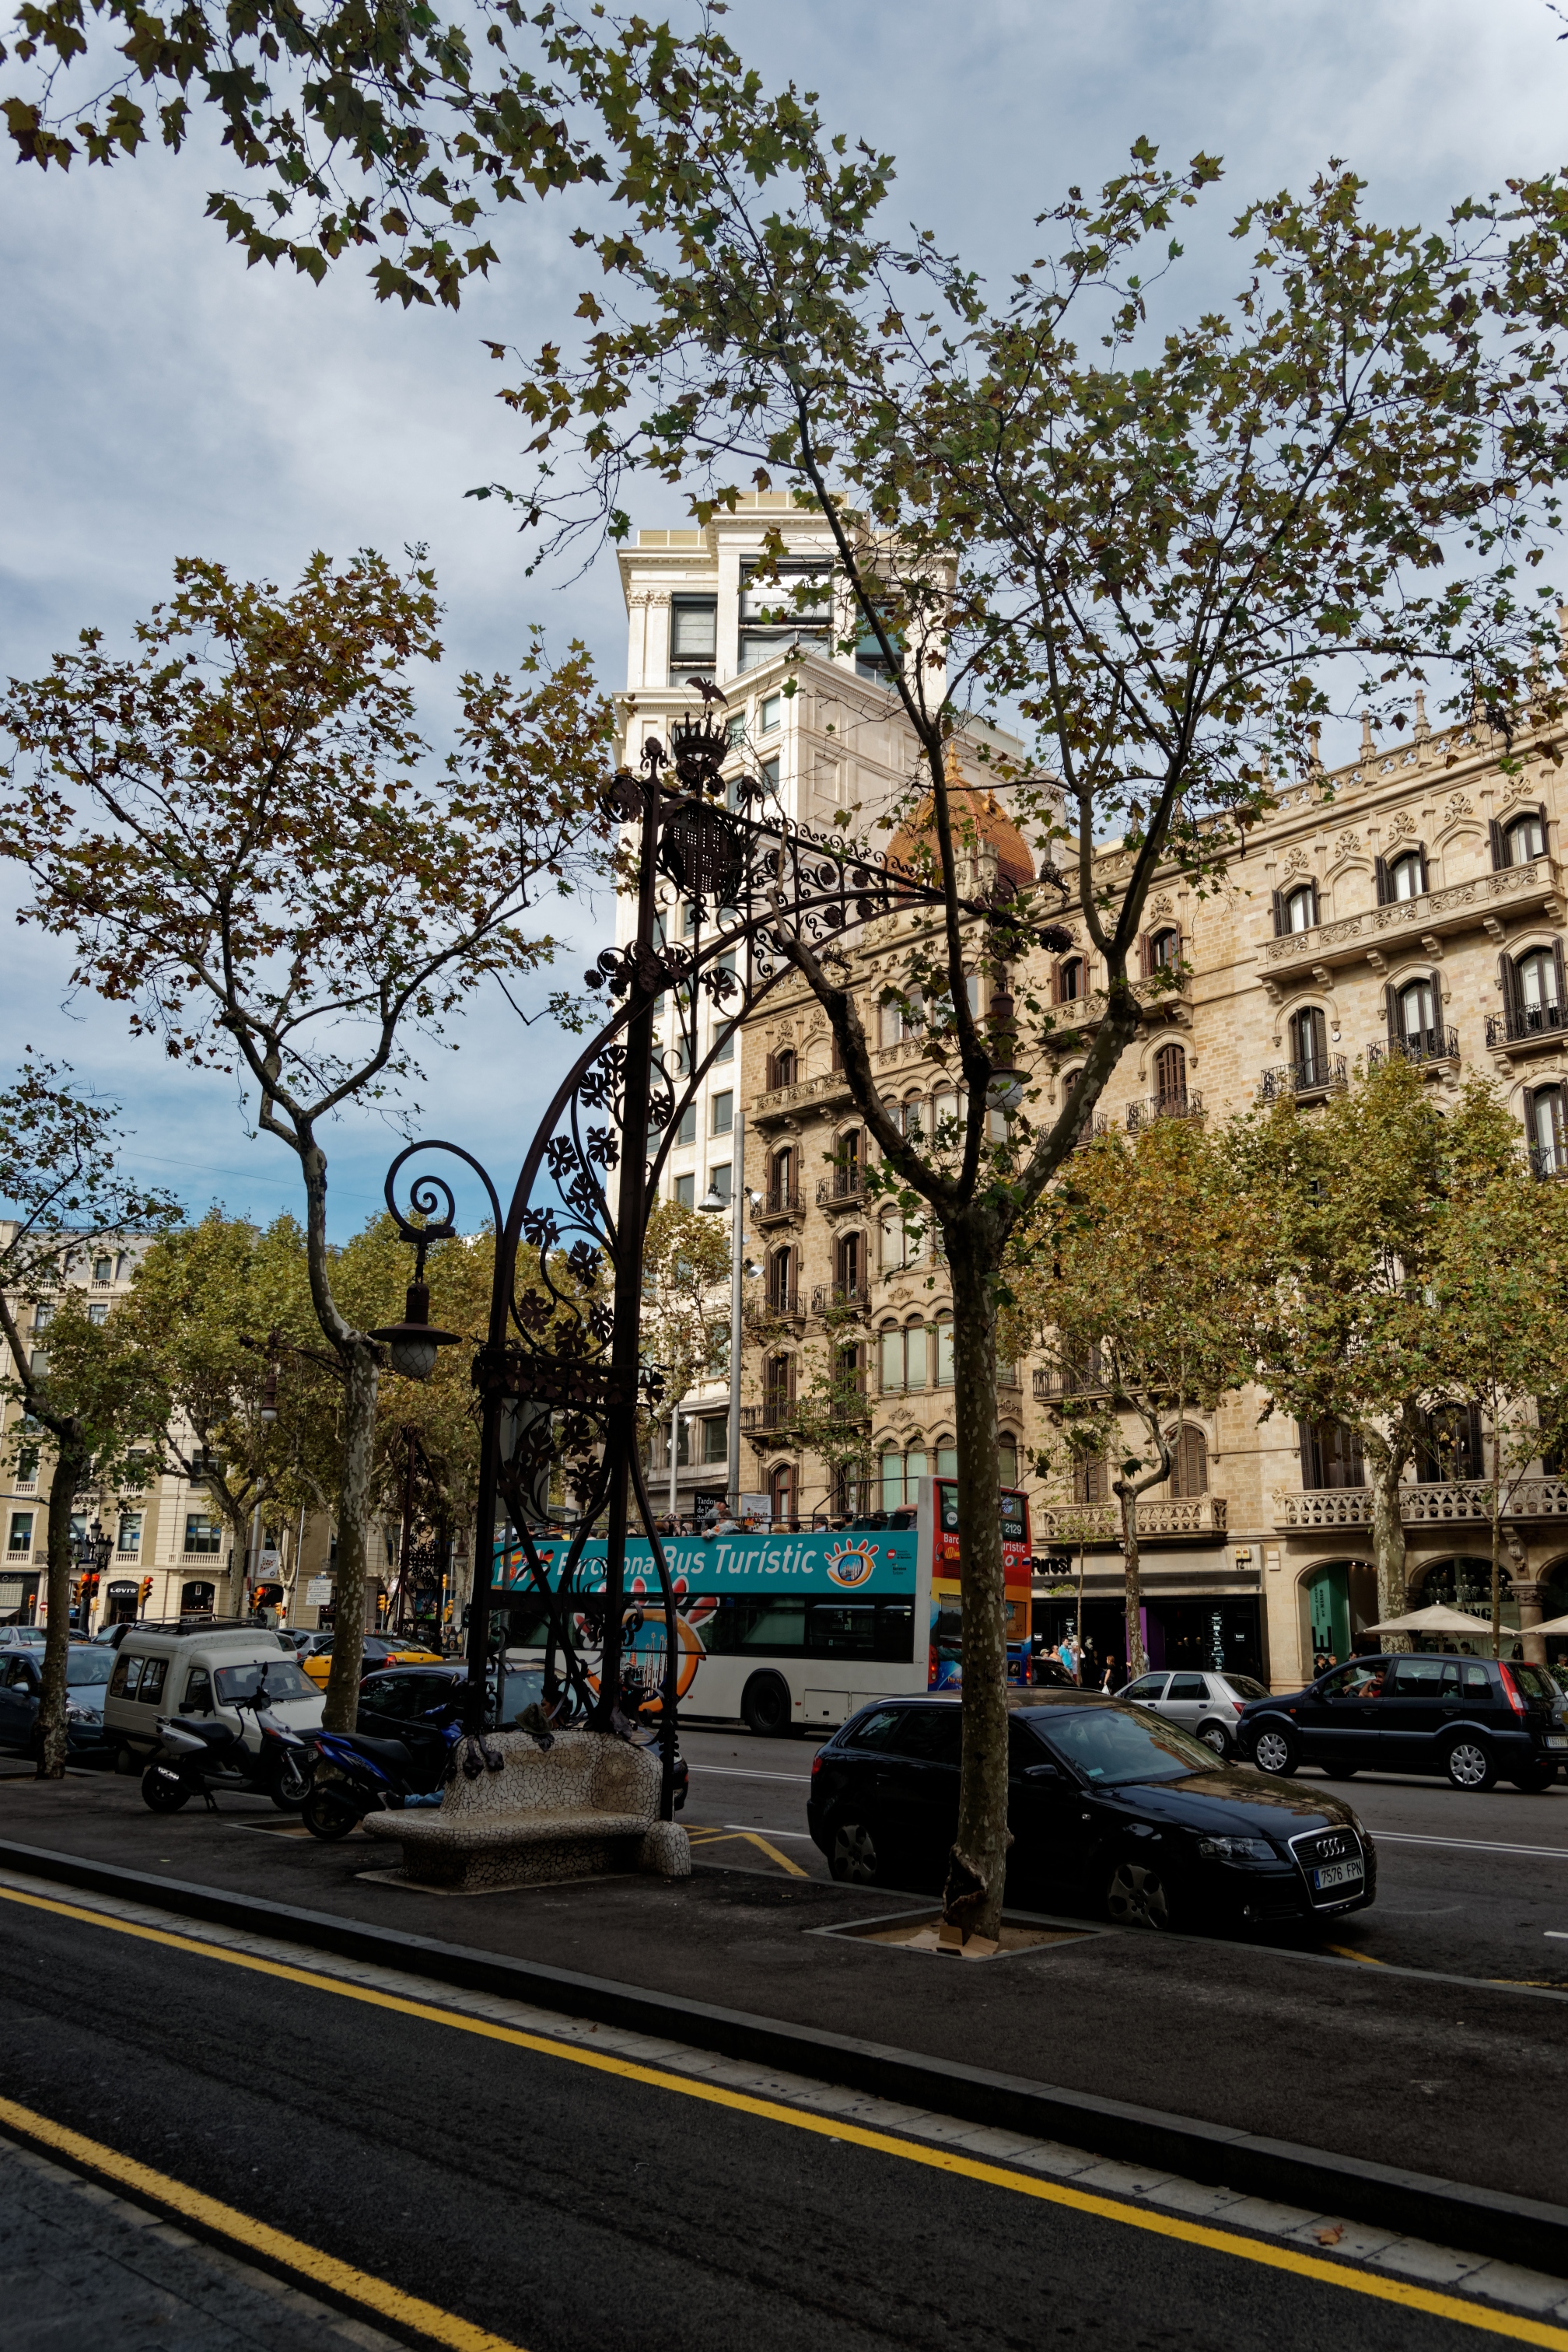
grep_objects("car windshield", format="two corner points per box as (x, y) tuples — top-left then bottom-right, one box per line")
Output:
(65, 1650), (115, 1687)
(1034, 1705), (1218, 1784)
(1220, 1673), (1268, 1702)
(214, 1660), (317, 1704)
(499, 1668), (545, 1725)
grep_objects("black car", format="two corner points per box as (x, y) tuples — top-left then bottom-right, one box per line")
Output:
(0, 1643), (117, 1762)
(1237, 1653), (1568, 1792)
(807, 1690), (1374, 1931)
(357, 1665), (690, 1810)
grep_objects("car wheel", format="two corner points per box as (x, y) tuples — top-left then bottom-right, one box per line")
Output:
(141, 1764), (191, 1814)
(741, 1671), (793, 1738)
(1251, 1724), (1298, 1776)
(1197, 1723), (1230, 1758)
(828, 1818), (882, 1885)
(1510, 1763), (1556, 1794)
(269, 1751), (312, 1810)
(1106, 1859), (1178, 1930)
(1444, 1737), (1497, 1793)
(301, 1786), (360, 1841)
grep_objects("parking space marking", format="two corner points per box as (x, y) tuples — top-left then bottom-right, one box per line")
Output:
(687, 1825), (807, 1874)
(2, 1878), (1566, 2344)
(1379, 1834), (1568, 1863)
(687, 1765), (814, 1783)
(0, 2091), (527, 2352)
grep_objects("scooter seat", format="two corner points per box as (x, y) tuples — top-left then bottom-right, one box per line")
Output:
(169, 1717), (238, 1747)
(331, 1731), (414, 1772)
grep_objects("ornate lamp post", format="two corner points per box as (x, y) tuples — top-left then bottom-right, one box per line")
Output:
(377, 708), (1026, 1815)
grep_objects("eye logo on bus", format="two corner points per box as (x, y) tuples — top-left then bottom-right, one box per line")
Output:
(824, 1541), (877, 1590)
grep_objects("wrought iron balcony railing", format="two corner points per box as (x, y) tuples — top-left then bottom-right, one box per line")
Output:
(810, 1281), (870, 1316)
(1531, 1142), (1568, 1182)
(1034, 1358), (1108, 1400)
(1486, 1003), (1568, 1050)
(1125, 1093), (1204, 1132)
(817, 1171), (868, 1209)
(1259, 1055), (1349, 1103)
(754, 1178), (800, 1222)
(1367, 1027), (1459, 1071)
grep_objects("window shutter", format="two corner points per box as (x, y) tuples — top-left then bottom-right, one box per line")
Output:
(1049, 960), (1062, 1005)
(1271, 888), (1285, 937)
(1137, 932), (1151, 980)
(1430, 969), (1445, 1048)
(1298, 1419), (1318, 1489)
(1556, 940), (1567, 1012)
(1307, 882), (1321, 928)
(1384, 983), (1399, 1046)
(1489, 817), (1507, 872)
(1500, 953), (1521, 1021)
(1415, 843), (1430, 894)
(1538, 804), (1551, 856)
(1374, 856), (1391, 905)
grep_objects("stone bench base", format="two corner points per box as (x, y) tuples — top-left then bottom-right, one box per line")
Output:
(356, 1730), (691, 1892)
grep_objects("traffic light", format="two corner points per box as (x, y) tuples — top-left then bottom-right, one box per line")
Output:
(82, 1570), (100, 1604)
(139, 1577), (154, 1608)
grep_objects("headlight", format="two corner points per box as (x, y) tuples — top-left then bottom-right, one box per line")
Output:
(1197, 1835), (1276, 1864)
(65, 1703), (101, 1724)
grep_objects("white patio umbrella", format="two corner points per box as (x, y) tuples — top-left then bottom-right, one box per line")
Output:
(1363, 1603), (1501, 1639)
(1525, 1614), (1568, 1637)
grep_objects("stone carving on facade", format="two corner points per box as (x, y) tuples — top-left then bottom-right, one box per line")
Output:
(1262, 860), (1551, 966)
(1386, 807), (1418, 842)
(1282, 845), (1311, 877)
(1332, 830), (1360, 863)
(1443, 791), (1474, 825)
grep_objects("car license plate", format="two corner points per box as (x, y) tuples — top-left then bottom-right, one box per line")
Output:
(1549, 1737), (1568, 1750)
(1311, 1859), (1363, 1892)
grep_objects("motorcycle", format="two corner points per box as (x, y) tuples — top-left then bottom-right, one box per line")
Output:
(142, 1670), (315, 1815)
(301, 1701), (472, 1841)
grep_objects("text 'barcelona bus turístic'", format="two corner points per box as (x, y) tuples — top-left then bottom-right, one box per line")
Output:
(494, 1478), (1032, 1736)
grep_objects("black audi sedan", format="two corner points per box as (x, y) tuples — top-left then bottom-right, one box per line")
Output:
(807, 1689), (1374, 1931)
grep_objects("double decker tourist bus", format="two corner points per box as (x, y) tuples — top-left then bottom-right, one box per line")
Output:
(494, 1479), (1032, 1737)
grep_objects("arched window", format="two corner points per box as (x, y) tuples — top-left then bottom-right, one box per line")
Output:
(1517, 947), (1563, 1031)
(880, 1212), (905, 1273)
(900, 1094), (926, 1140)
(829, 1128), (863, 1202)
(762, 1353), (794, 1425)
(1147, 927), (1179, 971)
(1395, 975), (1439, 1056)
(1276, 883), (1318, 934)
(1167, 1424), (1208, 1498)
(1058, 957), (1085, 1002)
(1153, 1042), (1188, 1113)
(769, 1463), (796, 1524)
(1073, 1457), (1109, 1505)
(1288, 1006), (1328, 1089)
(767, 1248), (796, 1313)
(1380, 846), (1427, 903)
(1529, 1084), (1568, 1180)
(767, 1147), (795, 1215)
(997, 1433), (1020, 1489)
(877, 1322), (929, 1394)
(880, 1445), (904, 1511)
(1299, 1418), (1365, 1490)
(936, 1439), (957, 1478)
(934, 1312), (954, 1388)
(1506, 810), (1546, 865)
(835, 1230), (864, 1301)
(771, 1046), (796, 1090)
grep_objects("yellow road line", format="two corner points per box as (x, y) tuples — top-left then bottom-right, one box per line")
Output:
(2, 1881), (1561, 2347)
(0, 2088), (526, 2352)
(684, 1825), (808, 1874)
(1324, 1944), (1388, 1965)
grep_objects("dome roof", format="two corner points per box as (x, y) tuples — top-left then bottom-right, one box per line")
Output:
(885, 747), (1034, 893)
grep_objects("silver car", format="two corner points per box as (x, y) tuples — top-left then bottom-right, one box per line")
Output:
(1119, 1667), (1269, 1758)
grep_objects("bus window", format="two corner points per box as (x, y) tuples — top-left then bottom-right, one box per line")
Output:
(705, 1598), (807, 1654)
(939, 1483), (961, 1535)
(808, 1605), (877, 1657)
(877, 1605), (915, 1662)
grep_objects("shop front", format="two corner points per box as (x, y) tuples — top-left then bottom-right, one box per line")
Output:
(103, 1577), (140, 1626)
(1032, 1556), (1265, 1685)
(0, 1568), (39, 1626)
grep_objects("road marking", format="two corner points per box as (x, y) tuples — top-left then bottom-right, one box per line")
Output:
(723, 1822), (816, 1840)
(688, 1764), (814, 1783)
(686, 1826), (807, 1874)
(0, 2091), (526, 2352)
(1323, 1945), (1387, 1965)
(2, 1881), (1563, 2345)
(1378, 1833), (1568, 1863)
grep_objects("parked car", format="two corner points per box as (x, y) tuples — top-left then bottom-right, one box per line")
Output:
(0, 1626), (47, 1653)
(105, 1623), (324, 1769)
(357, 1664), (689, 1811)
(0, 1643), (118, 1762)
(807, 1689), (1375, 1930)
(1237, 1653), (1568, 1792)
(1120, 1667), (1270, 1759)
(296, 1632), (443, 1688)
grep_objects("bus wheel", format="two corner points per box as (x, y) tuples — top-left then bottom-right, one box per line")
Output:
(828, 1819), (881, 1885)
(741, 1672), (792, 1738)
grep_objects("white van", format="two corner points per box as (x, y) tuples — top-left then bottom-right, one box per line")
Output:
(105, 1622), (325, 1766)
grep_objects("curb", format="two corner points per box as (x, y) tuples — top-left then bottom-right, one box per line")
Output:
(6, 1834), (1568, 2280)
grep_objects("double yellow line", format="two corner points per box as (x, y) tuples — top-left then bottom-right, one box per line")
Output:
(2, 1880), (1563, 2350)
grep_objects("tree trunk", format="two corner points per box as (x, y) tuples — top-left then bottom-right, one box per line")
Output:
(1489, 1421), (1504, 1663)
(1366, 1431), (1409, 1630)
(943, 1220), (1010, 1944)
(320, 1341), (380, 1731)
(1118, 1482), (1149, 1682)
(37, 1431), (89, 1780)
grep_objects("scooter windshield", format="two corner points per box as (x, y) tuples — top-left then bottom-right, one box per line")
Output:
(215, 1661), (316, 1704)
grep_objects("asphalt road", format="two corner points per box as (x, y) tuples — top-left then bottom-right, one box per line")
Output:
(0, 1881), (1551, 2352)
(680, 1725), (1568, 1983)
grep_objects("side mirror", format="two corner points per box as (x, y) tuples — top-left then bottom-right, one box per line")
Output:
(1024, 1760), (1063, 1783)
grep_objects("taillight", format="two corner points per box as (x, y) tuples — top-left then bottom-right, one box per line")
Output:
(810, 1752), (824, 1780)
(1500, 1664), (1528, 1718)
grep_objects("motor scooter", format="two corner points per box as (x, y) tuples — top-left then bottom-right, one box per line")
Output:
(142, 1671), (315, 1814)
(301, 1701), (473, 1840)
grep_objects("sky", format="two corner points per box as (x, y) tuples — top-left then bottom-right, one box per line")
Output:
(2, 0), (1566, 1240)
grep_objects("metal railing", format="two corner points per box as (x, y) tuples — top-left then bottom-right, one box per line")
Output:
(751, 1394), (798, 1433)
(1034, 1358), (1108, 1399)
(754, 1178), (800, 1220)
(1368, 1027), (1459, 1070)
(1259, 1055), (1349, 1102)
(810, 1281), (870, 1315)
(1126, 1093), (1204, 1131)
(1531, 1142), (1568, 1182)
(1487, 1003), (1568, 1048)
(816, 1170), (868, 1207)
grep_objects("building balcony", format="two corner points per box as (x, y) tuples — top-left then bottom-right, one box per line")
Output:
(1274, 1476), (1568, 1530)
(1034, 1359), (1108, 1401)
(817, 1171), (868, 1210)
(1048, 972), (1193, 1044)
(1259, 856), (1561, 985)
(810, 1281), (870, 1317)
(1367, 1028), (1459, 1073)
(1031, 1496), (1227, 1544)
(752, 1067), (854, 1125)
(1126, 1093), (1204, 1132)
(1486, 1002), (1568, 1055)
(1259, 1055), (1349, 1103)
(1531, 1143), (1568, 1182)
(742, 1399), (799, 1437)
(753, 1178), (802, 1226)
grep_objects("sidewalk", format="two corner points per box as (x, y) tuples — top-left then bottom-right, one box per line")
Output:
(4, 1770), (1566, 2231)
